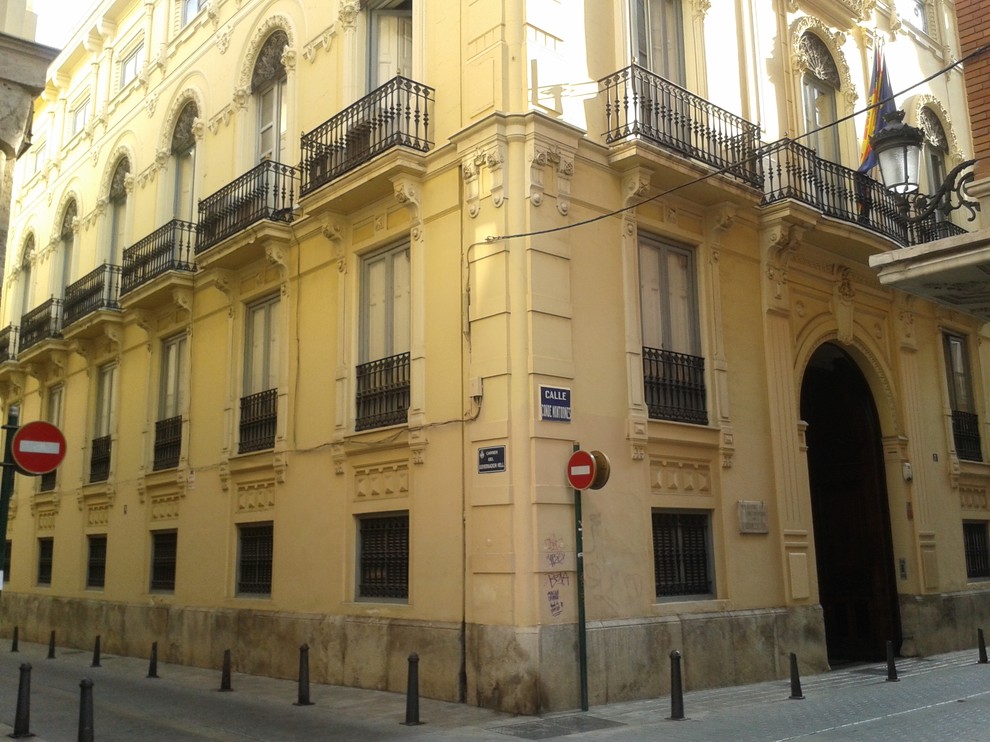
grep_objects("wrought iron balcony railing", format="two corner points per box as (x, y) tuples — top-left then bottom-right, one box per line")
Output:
(121, 219), (196, 296)
(153, 415), (183, 470)
(239, 388), (277, 454)
(761, 138), (908, 244)
(18, 298), (62, 353)
(196, 160), (298, 255)
(90, 434), (112, 483)
(355, 351), (410, 431)
(63, 264), (121, 328)
(0, 325), (17, 364)
(642, 347), (708, 425)
(908, 215), (968, 246)
(952, 410), (983, 462)
(300, 76), (434, 195)
(600, 64), (762, 187)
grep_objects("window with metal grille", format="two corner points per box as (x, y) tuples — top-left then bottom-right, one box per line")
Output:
(150, 531), (178, 592)
(37, 537), (53, 586)
(964, 521), (990, 580)
(652, 511), (713, 598)
(943, 333), (982, 462)
(237, 523), (273, 596)
(3, 540), (10, 583)
(358, 513), (409, 600)
(87, 535), (107, 589)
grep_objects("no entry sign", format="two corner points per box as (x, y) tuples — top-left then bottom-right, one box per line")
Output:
(12, 421), (66, 475)
(566, 449), (611, 491)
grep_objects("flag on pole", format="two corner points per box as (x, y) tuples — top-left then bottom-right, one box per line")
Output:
(858, 41), (896, 173)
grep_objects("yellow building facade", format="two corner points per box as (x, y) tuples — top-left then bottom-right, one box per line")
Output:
(0, 0), (987, 714)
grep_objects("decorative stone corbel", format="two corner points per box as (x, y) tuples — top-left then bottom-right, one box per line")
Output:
(172, 287), (193, 317)
(211, 269), (236, 306)
(762, 222), (805, 310)
(322, 221), (346, 271)
(265, 244), (288, 276)
(528, 145), (559, 207)
(393, 177), (423, 242)
(219, 459), (230, 491)
(0, 371), (26, 402)
(486, 146), (505, 208)
(462, 154), (482, 218)
(274, 451), (288, 483)
(556, 155), (574, 216)
(705, 203), (737, 264)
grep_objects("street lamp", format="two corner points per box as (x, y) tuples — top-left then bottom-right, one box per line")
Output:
(870, 109), (980, 224)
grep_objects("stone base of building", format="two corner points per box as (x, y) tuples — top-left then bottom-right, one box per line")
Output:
(899, 588), (990, 657)
(0, 594), (829, 713)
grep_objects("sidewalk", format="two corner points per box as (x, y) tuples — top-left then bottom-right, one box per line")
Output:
(1, 640), (988, 740)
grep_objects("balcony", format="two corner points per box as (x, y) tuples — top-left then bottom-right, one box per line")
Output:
(642, 347), (708, 425)
(952, 410), (983, 462)
(62, 264), (122, 340)
(300, 76), (434, 209)
(600, 64), (762, 188)
(18, 298), (62, 354)
(153, 415), (182, 470)
(0, 325), (18, 364)
(355, 352), (410, 431)
(195, 160), (297, 265)
(120, 220), (196, 309)
(239, 389), (277, 454)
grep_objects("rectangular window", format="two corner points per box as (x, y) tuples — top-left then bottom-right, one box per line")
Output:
(357, 243), (411, 430)
(37, 537), (53, 586)
(965, 521), (990, 580)
(155, 335), (186, 470)
(39, 385), (63, 492)
(87, 535), (107, 589)
(632, 0), (685, 85)
(370, 4), (413, 88)
(652, 510), (713, 598)
(256, 81), (287, 163)
(30, 140), (45, 176)
(3, 540), (10, 583)
(943, 333), (982, 462)
(802, 76), (840, 162)
(899, 0), (930, 34)
(639, 233), (706, 424)
(150, 531), (178, 592)
(91, 364), (116, 482)
(120, 43), (144, 88)
(71, 98), (89, 136)
(358, 512), (409, 600)
(237, 523), (273, 596)
(240, 296), (279, 453)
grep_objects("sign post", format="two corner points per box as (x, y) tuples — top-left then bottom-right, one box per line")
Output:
(0, 407), (20, 588)
(0, 414), (66, 591)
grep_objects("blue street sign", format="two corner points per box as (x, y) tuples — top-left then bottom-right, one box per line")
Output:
(540, 385), (571, 422)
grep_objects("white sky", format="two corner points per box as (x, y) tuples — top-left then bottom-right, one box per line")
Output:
(32, 0), (100, 49)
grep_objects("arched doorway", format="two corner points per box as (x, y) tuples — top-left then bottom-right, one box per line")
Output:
(801, 343), (901, 663)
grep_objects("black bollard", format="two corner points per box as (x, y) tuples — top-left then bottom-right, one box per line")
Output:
(788, 652), (805, 700)
(11, 662), (32, 738)
(78, 678), (94, 742)
(403, 653), (422, 726)
(91, 635), (101, 668)
(885, 640), (899, 682)
(47, 630), (55, 659)
(668, 650), (685, 720)
(219, 649), (232, 692)
(294, 643), (314, 706)
(147, 641), (159, 679)
(979, 629), (988, 664)
(11, 625), (18, 652)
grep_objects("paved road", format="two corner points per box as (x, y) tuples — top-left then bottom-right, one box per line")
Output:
(1, 640), (989, 740)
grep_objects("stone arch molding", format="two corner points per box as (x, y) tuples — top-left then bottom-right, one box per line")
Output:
(796, 330), (901, 437)
(236, 14), (297, 95)
(99, 144), (137, 201)
(157, 87), (207, 156)
(790, 16), (859, 109)
(50, 189), (82, 246)
(908, 94), (964, 165)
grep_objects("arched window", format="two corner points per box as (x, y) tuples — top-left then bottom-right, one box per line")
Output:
(800, 33), (841, 162)
(171, 102), (198, 221)
(55, 201), (77, 297)
(252, 31), (288, 163)
(18, 235), (34, 321)
(919, 108), (948, 197)
(108, 158), (130, 265)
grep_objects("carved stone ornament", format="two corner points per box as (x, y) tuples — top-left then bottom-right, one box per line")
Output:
(462, 154), (482, 218)
(913, 95), (963, 163)
(338, 0), (359, 30)
(764, 223), (805, 303)
(216, 25), (231, 54)
(393, 177), (423, 242)
(303, 24), (336, 63)
(791, 19), (858, 108)
(486, 146), (505, 208)
(239, 19), (295, 93)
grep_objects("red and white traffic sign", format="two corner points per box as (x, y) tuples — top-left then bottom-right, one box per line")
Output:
(12, 421), (67, 475)
(567, 450), (597, 490)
